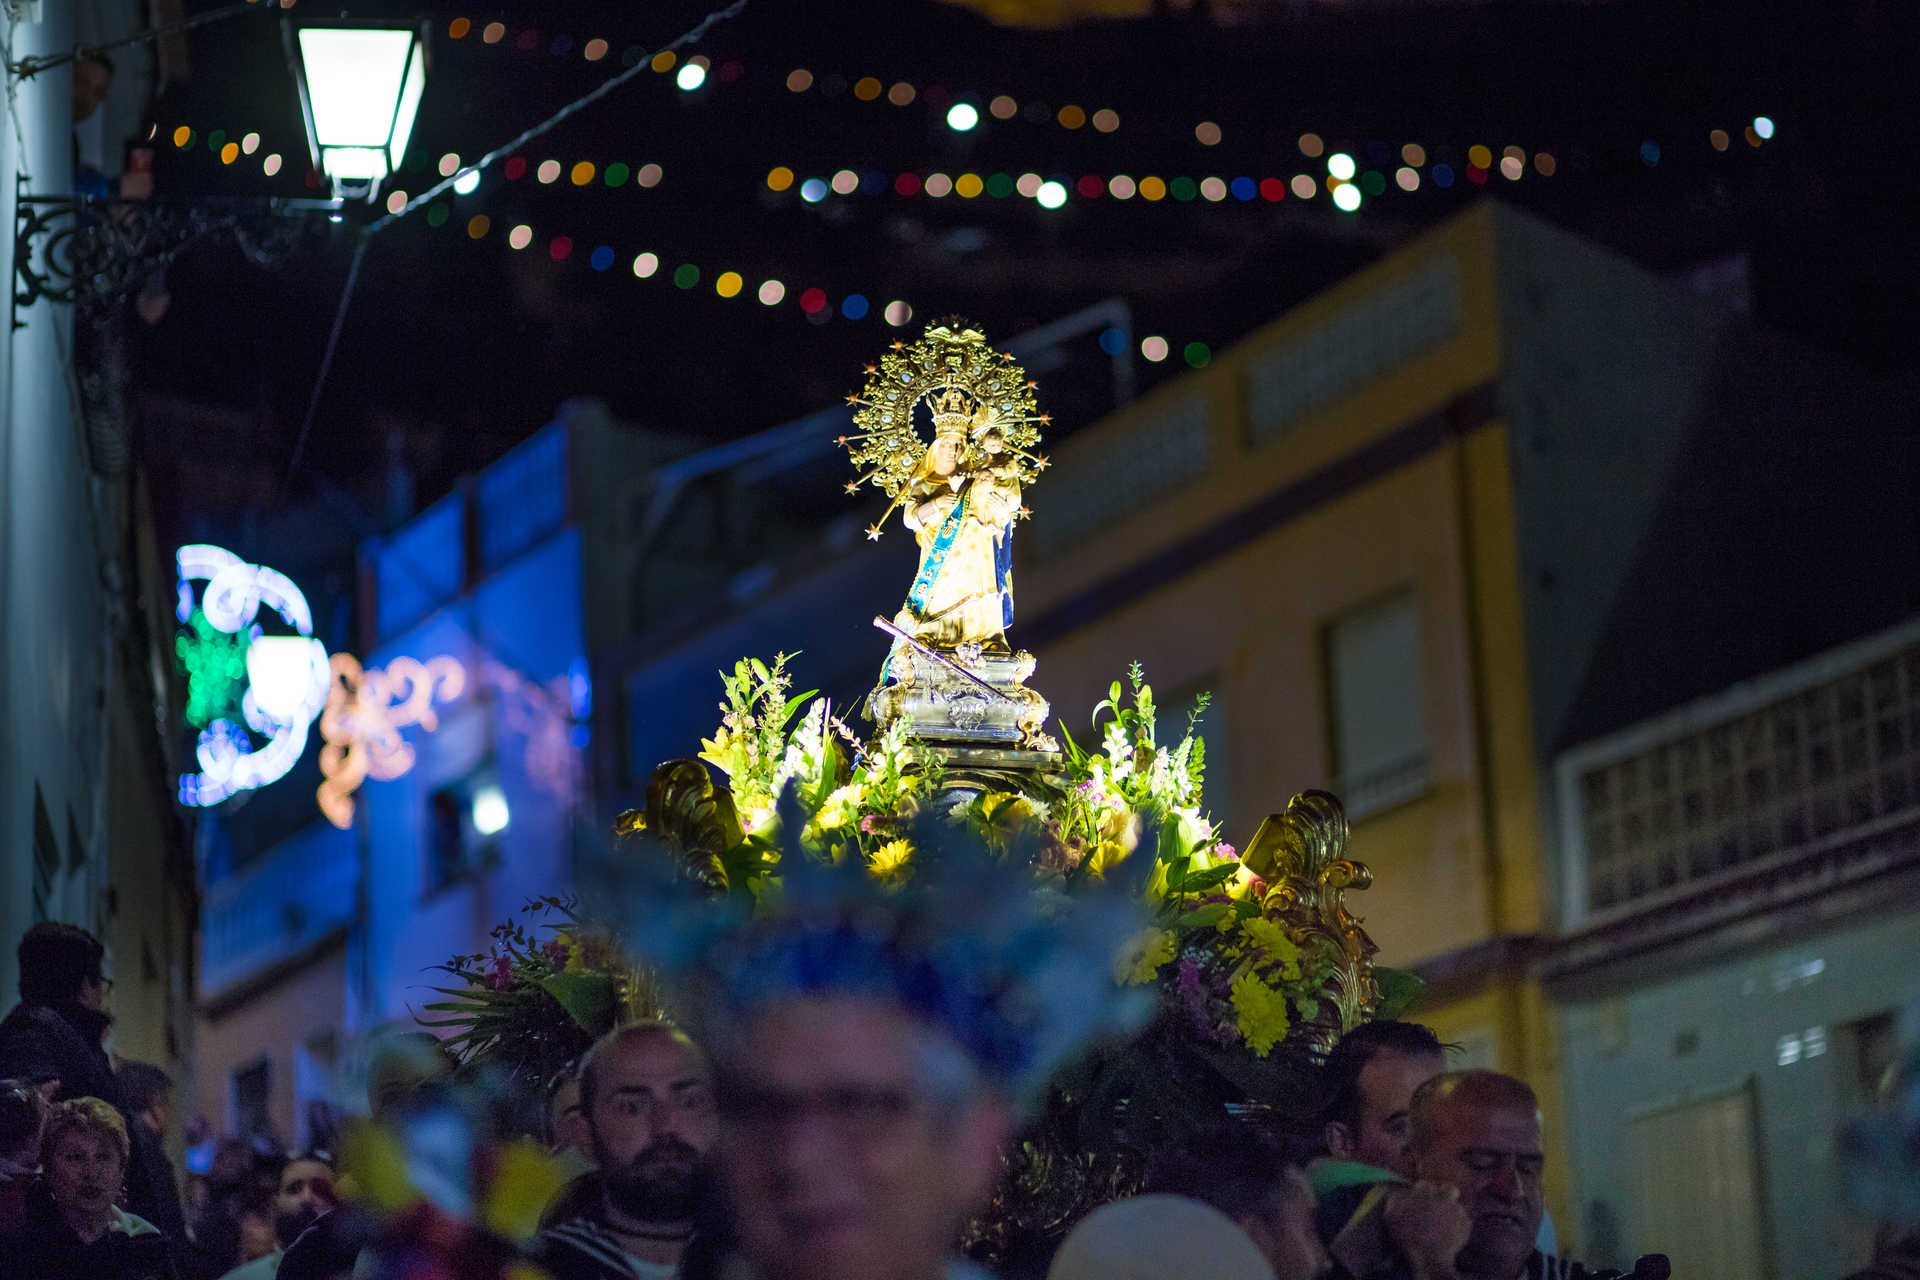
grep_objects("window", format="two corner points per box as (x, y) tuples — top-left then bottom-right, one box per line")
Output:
(426, 771), (507, 893)
(1573, 644), (1920, 915)
(1326, 591), (1428, 818)
(232, 1058), (273, 1141)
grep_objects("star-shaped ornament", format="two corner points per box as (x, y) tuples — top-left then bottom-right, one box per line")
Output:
(865, 524), (884, 541)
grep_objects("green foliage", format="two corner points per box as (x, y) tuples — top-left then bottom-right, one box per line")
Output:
(418, 897), (663, 1094)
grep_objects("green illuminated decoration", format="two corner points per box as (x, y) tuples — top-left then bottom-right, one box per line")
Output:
(176, 608), (251, 728)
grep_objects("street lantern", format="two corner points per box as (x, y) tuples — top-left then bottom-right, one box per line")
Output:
(285, 19), (428, 196)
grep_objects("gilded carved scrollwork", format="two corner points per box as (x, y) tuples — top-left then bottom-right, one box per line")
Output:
(1241, 790), (1380, 1055)
(615, 759), (744, 890)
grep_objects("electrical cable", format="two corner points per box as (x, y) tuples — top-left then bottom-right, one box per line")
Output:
(284, 0), (749, 496)
(364, 0), (746, 235)
(282, 232), (365, 487)
(8, 0), (267, 81)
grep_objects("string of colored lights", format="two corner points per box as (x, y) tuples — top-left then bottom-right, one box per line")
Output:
(148, 122), (680, 216)
(429, 12), (1785, 176)
(152, 110), (1776, 227)
(410, 200), (1218, 369)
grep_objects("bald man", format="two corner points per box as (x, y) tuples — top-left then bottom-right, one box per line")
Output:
(1406, 1071), (1666, 1280)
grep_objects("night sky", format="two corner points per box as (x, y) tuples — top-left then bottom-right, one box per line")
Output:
(135, 0), (1918, 558)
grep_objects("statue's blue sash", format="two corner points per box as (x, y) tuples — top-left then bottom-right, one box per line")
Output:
(906, 488), (970, 615)
(883, 490), (970, 685)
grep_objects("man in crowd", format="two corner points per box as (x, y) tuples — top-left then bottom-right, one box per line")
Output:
(120, 1061), (189, 1249)
(0, 923), (170, 1233)
(1321, 1020), (1448, 1178)
(276, 1031), (451, 1280)
(1406, 1071), (1663, 1280)
(1, 1077), (46, 1233)
(709, 990), (1009, 1280)
(215, 1154), (337, 1280)
(530, 1023), (716, 1280)
(599, 816), (1147, 1280)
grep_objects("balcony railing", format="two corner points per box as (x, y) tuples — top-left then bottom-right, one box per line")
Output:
(1555, 618), (1920, 931)
(201, 820), (358, 997)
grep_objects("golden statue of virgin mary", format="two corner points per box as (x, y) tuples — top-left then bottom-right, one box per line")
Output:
(840, 322), (1054, 751)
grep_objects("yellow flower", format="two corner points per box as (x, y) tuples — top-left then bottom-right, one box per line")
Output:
(1085, 811), (1141, 877)
(1115, 927), (1177, 986)
(868, 839), (913, 878)
(339, 1119), (414, 1212)
(816, 782), (866, 830)
(698, 729), (735, 774)
(1229, 970), (1292, 1057)
(1239, 917), (1302, 974)
(482, 1140), (570, 1241)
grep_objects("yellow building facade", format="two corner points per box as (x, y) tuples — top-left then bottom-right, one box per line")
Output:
(1015, 201), (1571, 1233)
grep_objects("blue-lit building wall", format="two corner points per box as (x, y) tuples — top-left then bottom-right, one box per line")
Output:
(193, 400), (683, 1138)
(361, 526), (588, 1022)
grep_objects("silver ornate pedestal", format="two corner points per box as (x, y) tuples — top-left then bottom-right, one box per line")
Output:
(865, 641), (1057, 753)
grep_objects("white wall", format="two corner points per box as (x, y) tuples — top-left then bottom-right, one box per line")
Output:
(1, 2), (114, 1001)
(1559, 909), (1920, 1278)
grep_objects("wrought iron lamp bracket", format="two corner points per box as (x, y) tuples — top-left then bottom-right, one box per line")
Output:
(12, 175), (345, 330)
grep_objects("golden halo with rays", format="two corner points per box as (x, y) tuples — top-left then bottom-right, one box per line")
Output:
(838, 321), (1051, 536)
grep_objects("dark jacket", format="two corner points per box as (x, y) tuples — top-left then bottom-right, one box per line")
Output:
(0, 1194), (180, 1280)
(0, 1001), (175, 1240)
(127, 1117), (188, 1248)
(0, 1001), (120, 1102)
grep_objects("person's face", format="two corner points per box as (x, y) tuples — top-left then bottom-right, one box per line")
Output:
(585, 1030), (716, 1222)
(46, 1131), (122, 1218)
(74, 974), (109, 1013)
(549, 1076), (588, 1155)
(718, 997), (1009, 1280)
(1329, 1050), (1443, 1177)
(1242, 1168), (1332, 1280)
(273, 1159), (337, 1246)
(1410, 1099), (1544, 1280)
(929, 436), (962, 477)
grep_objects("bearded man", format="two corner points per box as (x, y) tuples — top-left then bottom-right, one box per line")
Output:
(531, 1023), (716, 1280)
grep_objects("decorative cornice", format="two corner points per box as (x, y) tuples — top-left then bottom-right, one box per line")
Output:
(1540, 815), (1920, 993)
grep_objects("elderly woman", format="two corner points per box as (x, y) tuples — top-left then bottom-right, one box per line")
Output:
(0, 1095), (177, 1280)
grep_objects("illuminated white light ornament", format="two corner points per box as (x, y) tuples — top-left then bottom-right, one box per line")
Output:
(175, 545), (331, 807)
(946, 102), (980, 133)
(471, 785), (511, 836)
(676, 61), (707, 91)
(286, 20), (428, 197)
(1036, 180), (1068, 209)
(247, 636), (331, 723)
(1753, 115), (1775, 140)
(1332, 182), (1362, 212)
(453, 168), (481, 195)
(1327, 152), (1356, 181)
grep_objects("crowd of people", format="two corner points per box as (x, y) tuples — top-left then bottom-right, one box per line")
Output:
(0, 916), (1908, 1280)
